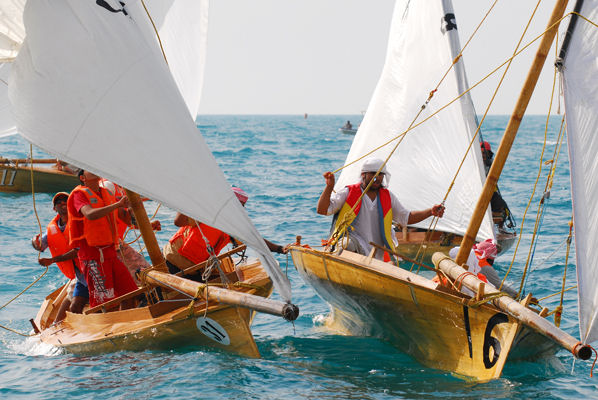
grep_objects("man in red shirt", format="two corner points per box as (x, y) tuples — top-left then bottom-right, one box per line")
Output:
(67, 170), (138, 309)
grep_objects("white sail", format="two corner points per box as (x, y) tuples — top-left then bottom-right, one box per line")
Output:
(0, 0), (25, 62)
(0, 1), (24, 136)
(0, 63), (16, 137)
(561, 1), (598, 345)
(9, 0), (291, 301)
(127, 0), (209, 118)
(336, 0), (494, 241)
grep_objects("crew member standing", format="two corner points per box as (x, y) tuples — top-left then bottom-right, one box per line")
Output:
(67, 170), (138, 309)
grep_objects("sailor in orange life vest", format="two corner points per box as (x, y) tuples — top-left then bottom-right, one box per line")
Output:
(163, 187), (289, 281)
(316, 157), (445, 260)
(448, 238), (517, 298)
(31, 192), (88, 321)
(67, 170), (138, 309)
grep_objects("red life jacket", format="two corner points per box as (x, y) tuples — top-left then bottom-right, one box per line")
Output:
(170, 223), (230, 264)
(46, 214), (77, 279)
(67, 185), (119, 248)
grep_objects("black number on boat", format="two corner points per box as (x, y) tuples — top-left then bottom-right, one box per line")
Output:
(462, 306), (473, 358)
(96, 0), (128, 16)
(200, 320), (226, 342)
(483, 313), (508, 369)
(442, 13), (457, 32)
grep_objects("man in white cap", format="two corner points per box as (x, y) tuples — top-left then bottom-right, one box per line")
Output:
(317, 157), (445, 260)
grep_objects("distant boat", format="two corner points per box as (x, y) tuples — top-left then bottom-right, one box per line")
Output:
(0, 158), (79, 193)
(338, 127), (357, 135)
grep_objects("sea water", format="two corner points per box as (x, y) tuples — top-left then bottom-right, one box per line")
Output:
(0, 115), (596, 399)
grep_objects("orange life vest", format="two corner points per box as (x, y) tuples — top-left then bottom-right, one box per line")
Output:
(46, 214), (77, 279)
(67, 185), (119, 248)
(170, 223), (230, 264)
(333, 183), (396, 259)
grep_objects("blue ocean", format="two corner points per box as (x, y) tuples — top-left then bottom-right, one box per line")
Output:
(0, 115), (596, 399)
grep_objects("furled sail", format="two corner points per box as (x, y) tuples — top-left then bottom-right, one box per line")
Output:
(9, 0), (291, 301)
(560, 0), (598, 344)
(336, 0), (494, 241)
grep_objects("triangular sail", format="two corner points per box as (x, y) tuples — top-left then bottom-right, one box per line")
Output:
(9, 0), (291, 301)
(561, 0), (598, 344)
(336, 0), (494, 241)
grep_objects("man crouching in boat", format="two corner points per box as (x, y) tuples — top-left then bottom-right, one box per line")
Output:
(164, 187), (289, 281)
(67, 170), (138, 309)
(448, 239), (518, 298)
(31, 191), (88, 321)
(317, 157), (445, 261)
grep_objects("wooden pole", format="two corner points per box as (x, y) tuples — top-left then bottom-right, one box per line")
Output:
(0, 158), (58, 164)
(123, 189), (166, 270)
(145, 269), (299, 321)
(456, 0), (570, 265)
(433, 252), (591, 360)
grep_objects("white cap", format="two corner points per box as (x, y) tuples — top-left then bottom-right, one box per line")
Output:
(360, 157), (391, 184)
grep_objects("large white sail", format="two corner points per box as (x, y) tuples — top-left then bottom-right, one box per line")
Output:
(0, 0), (208, 137)
(336, 0), (494, 241)
(9, 0), (291, 301)
(561, 1), (598, 344)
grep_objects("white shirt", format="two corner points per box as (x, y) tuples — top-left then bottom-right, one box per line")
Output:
(327, 186), (411, 256)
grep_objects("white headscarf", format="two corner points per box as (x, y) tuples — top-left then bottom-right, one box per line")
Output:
(360, 157), (391, 186)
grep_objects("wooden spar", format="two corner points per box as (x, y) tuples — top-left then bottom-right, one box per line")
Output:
(455, 0), (570, 265)
(123, 189), (166, 270)
(432, 252), (592, 360)
(122, 188), (299, 321)
(144, 269), (298, 321)
(0, 157), (58, 164)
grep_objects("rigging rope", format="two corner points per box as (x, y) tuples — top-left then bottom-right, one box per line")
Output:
(0, 144), (48, 337)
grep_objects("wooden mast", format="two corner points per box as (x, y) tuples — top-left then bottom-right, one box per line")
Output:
(455, 0), (570, 265)
(123, 189), (298, 321)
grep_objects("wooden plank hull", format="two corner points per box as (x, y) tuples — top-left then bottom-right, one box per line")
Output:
(290, 246), (555, 381)
(0, 165), (79, 193)
(33, 261), (272, 358)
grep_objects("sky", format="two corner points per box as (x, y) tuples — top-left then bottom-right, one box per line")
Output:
(199, 0), (572, 116)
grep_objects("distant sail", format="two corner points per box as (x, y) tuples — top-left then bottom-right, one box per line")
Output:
(9, 0), (291, 301)
(561, 1), (598, 344)
(336, 0), (494, 241)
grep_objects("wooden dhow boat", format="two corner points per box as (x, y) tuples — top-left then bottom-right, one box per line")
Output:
(3, 0), (297, 356)
(0, 158), (79, 193)
(291, 0), (595, 380)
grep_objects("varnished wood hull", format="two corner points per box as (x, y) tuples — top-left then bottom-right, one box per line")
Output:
(33, 261), (273, 357)
(0, 165), (78, 193)
(290, 246), (557, 381)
